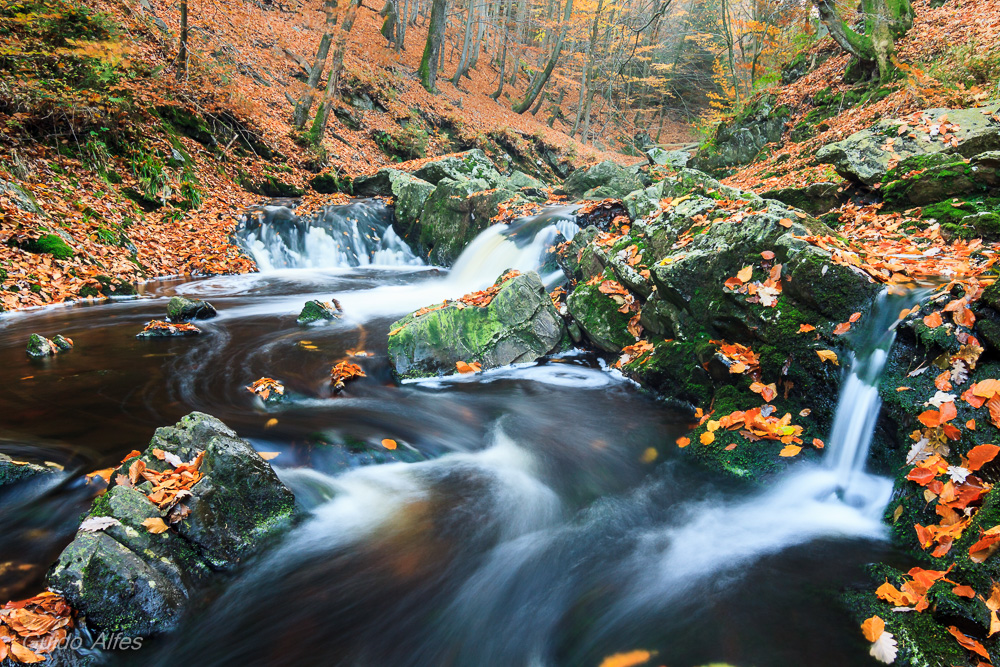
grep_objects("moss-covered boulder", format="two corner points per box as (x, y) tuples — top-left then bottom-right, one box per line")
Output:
(412, 149), (503, 187)
(167, 296), (217, 322)
(560, 160), (642, 200)
(297, 299), (342, 324)
(387, 271), (566, 378)
(817, 101), (1000, 185)
(645, 147), (690, 169)
(760, 182), (843, 216)
(690, 94), (790, 175)
(47, 413), (295, 636)
(352, 168), (436, 233)
(416, 177), (520, 265)
(507, 170), (547, 191)
(566, 282), (635, 352)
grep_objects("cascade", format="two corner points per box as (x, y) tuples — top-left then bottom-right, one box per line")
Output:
(233, 200), (423, 270)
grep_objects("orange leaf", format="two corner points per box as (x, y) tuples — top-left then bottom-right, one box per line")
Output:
(598, 650), (653, 667)
(676, 436), (690, 448)
(760, 250), (775, 260)
(966, 444), (1000, 472)
(923, 312), (943, 328)
(948, 626), (990, 659)
(381, 438), (398, 450)
(779, 444), (801, 457)
(812, 438), (824, 449)
(832, 321), (851, 335)
(798, 324), (816, 333)
(700, 432), (715, 445)
(953, 585), (976, 598)
(778, 218), (793, 228)
(736, 265), (753, 283)
(861, 616), (885, 643)
(142, 517), (169, 534)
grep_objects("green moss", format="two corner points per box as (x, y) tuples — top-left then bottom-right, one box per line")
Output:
(18, 233), (74, 259)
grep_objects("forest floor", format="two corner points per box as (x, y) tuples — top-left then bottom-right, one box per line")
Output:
(0, 0), (694, 313)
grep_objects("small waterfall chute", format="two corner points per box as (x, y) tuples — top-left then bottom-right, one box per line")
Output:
(234, 200), (423, 270)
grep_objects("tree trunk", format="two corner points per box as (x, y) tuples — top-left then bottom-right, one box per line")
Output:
(512, 0), (573, 113)
(570, 0), (603, 137)
(490, 0), (512, 99)
(451, 0), (476, 84)
(311, 0), (361, 144)
(177, 0), (188, 79)
(466, 0), (486, 74)
(813, 0), (914, 80)
(399, 0), (408, 48)
(419, 0), (448, 91)
(293, 33), (332, 129)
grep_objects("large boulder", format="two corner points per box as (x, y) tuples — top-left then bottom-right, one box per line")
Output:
(690, 94), (790, 174)
(416, 178), (524, 265)
(560, 160), (643, 199)
(47, 413), (295, 636)
(412, 149), (503, 187)
(817, 101), (1000, 185)
(387, 271), (566, 378)
(760, 182), (843, 216)
(646, 147), (691, 169)
(352, 168), (435, 232)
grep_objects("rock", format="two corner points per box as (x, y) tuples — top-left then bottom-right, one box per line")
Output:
(971, 150), (1000, 187)
(136, 322), (201, 338)
(26, 333), (56, 357)
(645, 147), (690, 169)
(387, 271), (566, 378)
(566, 282), (636, 352)
(47, 413), (296, 636)
(561, 160), (642, 199)
(676, 168), (757, 202)
(817, 101), (1000, 185)
(167, 296), (217, 322)
(52, 334), (74, 351)
(351, 168), (436, 235)
(623, 180), (668, 220)
(690, 94), (790, 174)
(0, 177), (42, 214)
(760, 182), (843, 216)
(297, 299), (342, 324)
(416, 178), (523, 265)
(965, 212), (1000, 241)
(575, 199), (630, 232)
(0, 453), (53, 488)
(507, 170), (547, 191)
(412, 149), (503, 187)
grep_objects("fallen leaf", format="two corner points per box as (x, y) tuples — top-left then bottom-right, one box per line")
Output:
(816, 350), (838, 365)
(798, 324), (816, 333)
(948, 625), (990, 659)
(923, 312), (943, 328)
(598, 650), (653, 667)
(141, 517), (169, 534)
(381, 438), (398, 450)
(258, 452), (280, 460)
(779, 444), (802, 457)
(700, 432), (715, 445)
(79, 516), (121, 532)
(953, 585), (976, 598)
(676, 436), (690, 448)
(736, 265), (753, 283)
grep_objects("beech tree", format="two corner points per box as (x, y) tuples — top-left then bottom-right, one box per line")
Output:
(418, 0), (449, 91)
(512, 0), (573, 113)
(812, 0), (915, 80)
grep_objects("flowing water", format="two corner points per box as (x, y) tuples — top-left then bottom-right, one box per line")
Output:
(0, 201), (921, 666)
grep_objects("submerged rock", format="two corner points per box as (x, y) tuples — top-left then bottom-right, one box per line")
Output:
(297, 299), (342, 324)
(136, 320), (202, 338)
(0, 452), (54, 488)
(166, 296), (217, 321)
(26, 333), (73, 357)
(387, 271), (566, 379)
(47, 412), (296, 636)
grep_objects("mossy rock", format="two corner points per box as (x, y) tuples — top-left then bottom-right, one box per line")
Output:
(0, 452), (54, 488)
(387, 271), (565, 378)
(297, 299), (341, 324)
(566, 282), (635, 352)
(13, 233), (75, 260)
(79, 275), (137, 298)
(47, 413), (296, 636)
(167, 296), (217, 321)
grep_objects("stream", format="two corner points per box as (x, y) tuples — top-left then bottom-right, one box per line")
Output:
(0, 200), (915, 666)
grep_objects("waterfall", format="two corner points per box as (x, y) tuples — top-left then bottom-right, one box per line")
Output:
(823, 288), (928, 507)
(233, 200), (423, 270)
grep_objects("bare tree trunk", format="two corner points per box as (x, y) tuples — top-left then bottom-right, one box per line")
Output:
(466, 0), (486, 74)
(293, 33), (332, 129)
(419, 0), (448, 91)
(451, 0), (476, 84)
(399, 0), (409, 48)
(570, 0), (603, 137)
(490, 0), (512, 99)
(512, 0), (573, 113)
(311, 0), (361, 144)
(176, 0), (188, 79)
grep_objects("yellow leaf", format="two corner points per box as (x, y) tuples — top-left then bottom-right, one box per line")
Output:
(142, 517), (169, 534)
(258, 452), (280, 460)
(700, 431), (715, 445)
(816, 349), (839, 365)
(779, 444), (801, 457)
(264, 418), (278, 429)
(640, 447), (658, 463)
(598, 650), (653, 667)
(736, 265), (753, 283)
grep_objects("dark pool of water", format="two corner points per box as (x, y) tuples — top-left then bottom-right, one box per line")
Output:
(0, 268), (896, 666)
